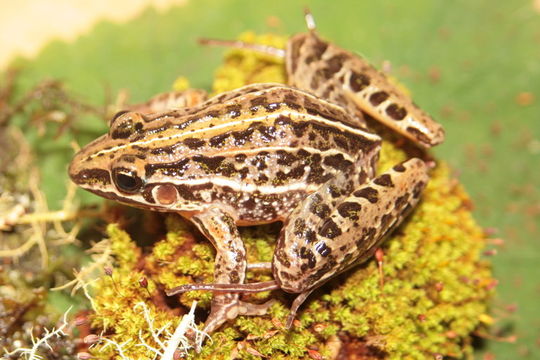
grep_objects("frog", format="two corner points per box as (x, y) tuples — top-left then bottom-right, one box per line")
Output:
(69, 7), (447, 338)
(69, 80), (441, 334)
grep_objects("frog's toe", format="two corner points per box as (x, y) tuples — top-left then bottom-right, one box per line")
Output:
(237, 299), (276, 316)
(203, 298), (276, 334)
(203, 296), (240, 334)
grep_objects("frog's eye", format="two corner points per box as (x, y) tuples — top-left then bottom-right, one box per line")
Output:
(112, 167), (143, 194)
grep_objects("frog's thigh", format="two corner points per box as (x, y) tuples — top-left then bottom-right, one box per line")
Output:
(190, 208), (247, 333)
(275, 158), (429, 316)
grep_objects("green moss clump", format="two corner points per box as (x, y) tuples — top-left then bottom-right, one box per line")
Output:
(87, 34), (493, 359)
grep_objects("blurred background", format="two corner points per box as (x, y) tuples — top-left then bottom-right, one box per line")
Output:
(1, 0), (538, 358)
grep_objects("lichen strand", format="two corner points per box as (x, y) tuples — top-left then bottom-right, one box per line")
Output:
(88, 34), (493, 359)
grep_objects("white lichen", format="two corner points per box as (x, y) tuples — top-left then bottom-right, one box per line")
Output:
(91, 301), (210, 360)
(4, 307), (71, 360)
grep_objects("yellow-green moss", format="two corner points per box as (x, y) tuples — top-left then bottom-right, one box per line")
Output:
(88, 34), (493, 359)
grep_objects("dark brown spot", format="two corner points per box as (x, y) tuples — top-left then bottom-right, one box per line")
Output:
(413, 181), (426, 199)
(275, 115), (293, 126)
(204, 110), (220, 118)
(274, 249), (291, 268)
(252, 151), (269, 170)
(386, 103), (407, 120)
(381, 214), (394, 229)
(299, 247), (317, 269)
(255, 174), (269, 184)
(232, 126), (256, 146)
(369, 91), (389, 106)
(241, 198), (256, 210)
(209, 133), (229, 147)
(265, 102), (281, 112)
(258, 126), (277, 142)
(318, 219), (342, 239)
(325, 54), (347, 74)
(309, 194), (331, 219)
(406, 127), (432, 146)
(235, 154), (247, 163)
(283, 93), (301, 111)
(226, 104), (242, 118)
(323, 153), (353, 172)
(303, 96), (324, 116)
(328, 185), (341, 198)
(175, 185), (204, 202)
(151, 145), (175, 156)
(145, 158), (189, 177)
(122, 155), (136, 163)
(183, 137), (206, 149)
(356, 227), (377, 248)
(71, 168), (111, 186)
(374, 174), (394, 187)
(304, 229), (317, 244)
(293, 218), (307, 235)
(305, 55), (316, 64)
(276, 150), (297, 166)
(288, 165), (305, 179)
(238, 167), (249, 179)
(311, 37), (329, 58)
(358, 170), (368, 184)
(337, 201), (362, 220)
(395, 194), (409, 210)
(353, 187), (379, 203)
(393, 163), (406, 172)
(349, 72), (370, 92)
(193, 155), (225, 172)
(250, 96), (267, 110)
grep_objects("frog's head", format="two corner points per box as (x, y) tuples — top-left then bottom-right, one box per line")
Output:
(69, 111), (200, 212)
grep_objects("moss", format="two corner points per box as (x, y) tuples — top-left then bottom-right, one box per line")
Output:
(87, 33), (493, 359)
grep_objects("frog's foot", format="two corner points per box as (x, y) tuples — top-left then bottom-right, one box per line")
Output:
(203, 297), (276, 334)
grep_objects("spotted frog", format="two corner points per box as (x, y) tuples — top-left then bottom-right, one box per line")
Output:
(69, 22), (444, 333)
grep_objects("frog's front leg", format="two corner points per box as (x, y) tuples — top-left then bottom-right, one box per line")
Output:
(188, 207), (273, 333)
(274, 157), (429, 326)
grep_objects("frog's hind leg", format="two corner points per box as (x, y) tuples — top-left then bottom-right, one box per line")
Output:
(273, 158), (430, 325)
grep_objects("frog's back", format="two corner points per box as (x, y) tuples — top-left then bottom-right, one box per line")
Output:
(70, 84), (381, 223)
